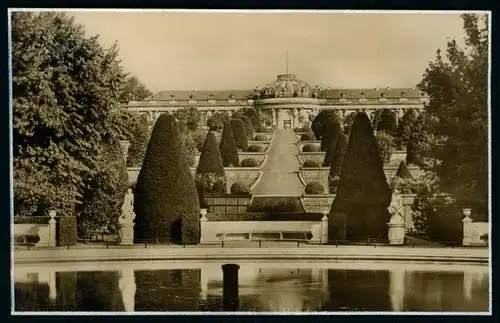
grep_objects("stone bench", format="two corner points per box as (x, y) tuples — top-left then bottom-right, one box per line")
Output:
(216, 231), (311, 241)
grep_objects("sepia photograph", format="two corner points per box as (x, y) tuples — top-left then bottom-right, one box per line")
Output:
(10, 9), (491, 314)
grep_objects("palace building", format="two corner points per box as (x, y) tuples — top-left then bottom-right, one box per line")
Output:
(126, 73), (429, 129)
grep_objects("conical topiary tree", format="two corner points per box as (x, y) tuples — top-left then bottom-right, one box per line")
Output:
(330, 112), (392, 239)
(219, 121), (239, 167)
(395, 160), (412, 179)
(241, 115), (254, 139)
(230, 118), (248, 150)
(197, 131), (227, 193)
(134, 114), (199, 244)
(328, 133), (349, 193)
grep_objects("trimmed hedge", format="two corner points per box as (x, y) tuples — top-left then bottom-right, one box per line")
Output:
(302, 160), (320, 168)
(302, 144), (319, 152)
(219, 121), (239, 167)
(329, 133), (349, 179)
(330, 112), (392, 239)
(246, 144), (264, 152)
(240, 158), (259, 167)
(395, 160), (412, 179)
(247, 197), (305, 213)
(230, 118), (248, 150)
(305, 182), (324, 194)
(134, 114), (199, 244)
(300, 132), (316, 141)
(300, 126), (312, 133)
(254, 134), (268, 141)
(206, 212), (324, 222)
(230, 182), (251, 194)
(311, 110), (342, 151)
(258, 126), (271, 133)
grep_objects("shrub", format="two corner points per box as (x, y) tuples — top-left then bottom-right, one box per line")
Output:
(329, 133), (349, 179)
(258, 126), (271, 133)
(134, 114), (200, 244)
(305, 182), (324, 194)
(254, 134), (268, 141)
(375, 131), (395, 164)
(241, 115), (254, 139)
(323, 135), (340, 167)
(240, 158), (258, 167)
(178, 120), (197, 167)
(342, 112), (357, 134)
(246, 144), (264, 152)
(230, 118), (248, 150)
(301, 126), (312, 133)
(330, 112), (392, 239)
(241, 107), (262, 131)
(219, 121), (239, 167)
(195, 173), (226, 194)
(230, 182), (251, 194)
(302, 144), (319, 152)
(174, 106), (200, 131)
(303, 160), (320, 168)
(300, 132), (316, 141)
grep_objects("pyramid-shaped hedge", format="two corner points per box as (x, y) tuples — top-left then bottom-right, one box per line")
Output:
(241, 115), (255, 139)
(395, 160), (412, 179)
(219, 121), (239, 167)
(330, 112), (392, 239)
(134, 114), (199, 244)
(230, 118), (248, 150)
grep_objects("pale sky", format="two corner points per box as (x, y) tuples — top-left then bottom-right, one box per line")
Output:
(70, 11), (468, 93)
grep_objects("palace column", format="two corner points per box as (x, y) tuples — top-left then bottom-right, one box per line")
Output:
(119, 268), (136, 312)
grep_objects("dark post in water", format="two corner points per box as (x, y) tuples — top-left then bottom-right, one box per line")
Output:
(222, 264), (240, 311)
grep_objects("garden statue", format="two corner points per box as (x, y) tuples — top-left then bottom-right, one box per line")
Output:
(119, 188), (136, 223)
(387, 189), (405, 245)
(118, 188), (136, 245)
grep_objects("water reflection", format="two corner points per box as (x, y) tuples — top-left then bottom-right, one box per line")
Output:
(13, 261), (489, 312)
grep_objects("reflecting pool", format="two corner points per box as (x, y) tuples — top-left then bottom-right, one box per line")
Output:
(13, 260), (489, 313)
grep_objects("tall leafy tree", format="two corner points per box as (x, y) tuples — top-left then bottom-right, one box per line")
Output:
(118, 75), (153, 103)
(330, 113), (392, 239)
(175, 107), (200, 131)
(395, 109), (418, 150)
(126, 113), (151, 167)
(312, 110), (342, 151)
(417, 13), (488, 214)
(12, 12), (128, 226)
(376, 109), (398, 136)
(134, 114), (199, 243)
(342, 112), (357, 135)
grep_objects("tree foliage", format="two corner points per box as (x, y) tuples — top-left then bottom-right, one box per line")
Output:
(330, 113), (392, 239)
(230, 118), (248, 150)
(395, 109), (418, 150)
(197, 132), (225, 176)
(12, 12), (130, 234)
(134, 114), (199, 243)
(174, 107), (200, 132)
(118, 75), (153, 103)
(312, 110), (342, 151)
(126, 113), (151, 167)
(375, 131), (395, 164)
(376, 109), (398, 135)
(342, 112), (357, 135)
(206, 111), (229, 132)
(416, 13), (488, 213)
(329, 133), (348, 180)
(219, 121), (239, 167)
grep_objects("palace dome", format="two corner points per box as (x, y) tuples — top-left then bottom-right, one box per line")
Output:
(258, 74), (316, 99)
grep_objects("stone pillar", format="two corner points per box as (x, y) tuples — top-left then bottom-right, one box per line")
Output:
(48, 210), (57, 247)
(321, 212), (329, 244)
(222, 264), (240, 311)
(119, 268), (136, 312)
(199, 209), (208, 244)
(462, 208), (473, 246)
(389, 269), (405, 311)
